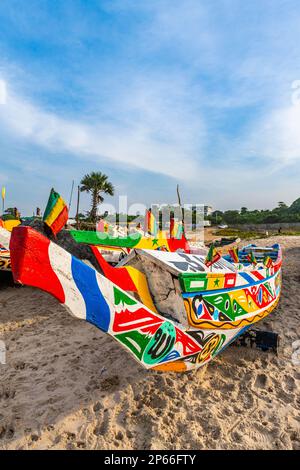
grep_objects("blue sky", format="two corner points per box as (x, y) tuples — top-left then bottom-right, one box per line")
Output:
(1, 0), (300, 216)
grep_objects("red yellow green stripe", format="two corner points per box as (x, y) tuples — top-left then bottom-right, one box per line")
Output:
(205, 244), (221, 267)
(145, 210), (158, 237)
(247, 251), (257, 265)
(43, 188), (68, 235)
(228, 247), (239, 263)
(263, 255), (273, 268)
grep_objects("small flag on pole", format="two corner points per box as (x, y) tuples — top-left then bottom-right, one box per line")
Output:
(170, 217), (176, 238)
(145, 209), (158, 237)
(228, 246), (239, 263)
(247, 251), (257, 265)
(263, 255), (273, 269)
(43, 188), (68, 236)
(97, 219), (109, 232)
(170, 217), (183, 239)
(1, 186), (5, 214)
(205, 244), (221, 267)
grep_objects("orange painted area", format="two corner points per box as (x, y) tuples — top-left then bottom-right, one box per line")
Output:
(152, 361), (187, 372)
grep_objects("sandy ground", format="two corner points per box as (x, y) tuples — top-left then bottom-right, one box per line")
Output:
(0, 235), (300, 450)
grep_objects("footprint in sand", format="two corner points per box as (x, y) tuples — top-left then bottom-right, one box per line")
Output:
(0, 424), (15, 440)
(99, 375), (120, 392)
(93, 401), (103, 413)
(0, 386), (16, 400)
(93, 408), (113, 436)
(145, 392), (168, 410)
(283, 374), (296, 393)
(254, 373), (269, 389)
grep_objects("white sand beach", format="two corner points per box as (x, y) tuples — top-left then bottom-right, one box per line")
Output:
(0, 235), (300, 450)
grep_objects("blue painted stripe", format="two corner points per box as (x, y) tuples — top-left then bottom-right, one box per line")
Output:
(240, 272), (256, 284)
(71, 257), (110, 332)
(182, 270), (279, 298)
(159, 350), (180, 363)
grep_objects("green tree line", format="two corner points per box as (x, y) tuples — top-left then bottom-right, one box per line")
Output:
(208, 198), (300, 225)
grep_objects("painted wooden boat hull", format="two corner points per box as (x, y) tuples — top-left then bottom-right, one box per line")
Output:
(0, 227), (11, 271)
(70, 229), (191, 253)
(111, 247), (282, 331)
(10, 226), (282, 372)
(0, 252), (11, 271)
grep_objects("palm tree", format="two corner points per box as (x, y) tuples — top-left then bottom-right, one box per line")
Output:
(80, 172), (114, 222)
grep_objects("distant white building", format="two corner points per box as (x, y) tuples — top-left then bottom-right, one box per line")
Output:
(204, 205), (213, 217)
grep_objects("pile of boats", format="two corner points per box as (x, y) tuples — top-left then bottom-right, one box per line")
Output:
(0, 215), (282, 372)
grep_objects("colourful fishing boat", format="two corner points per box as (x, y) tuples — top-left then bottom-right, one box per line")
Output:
(69, 229), (192, 264)
(0, 226), (11, 271)
(10, 226), (282, 372)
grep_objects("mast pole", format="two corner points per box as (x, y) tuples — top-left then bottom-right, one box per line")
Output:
(69, 179), (75, 212)
(76, 185), (80, 230)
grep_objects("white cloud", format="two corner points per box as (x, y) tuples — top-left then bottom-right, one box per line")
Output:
(256, 104), (300, 165)
(0, 80), (7, 105)
(0, 78), (204, 181)
(228, 100), (300, 172)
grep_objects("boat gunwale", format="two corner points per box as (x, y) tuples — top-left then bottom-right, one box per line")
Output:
(181, 266), (281, 298)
